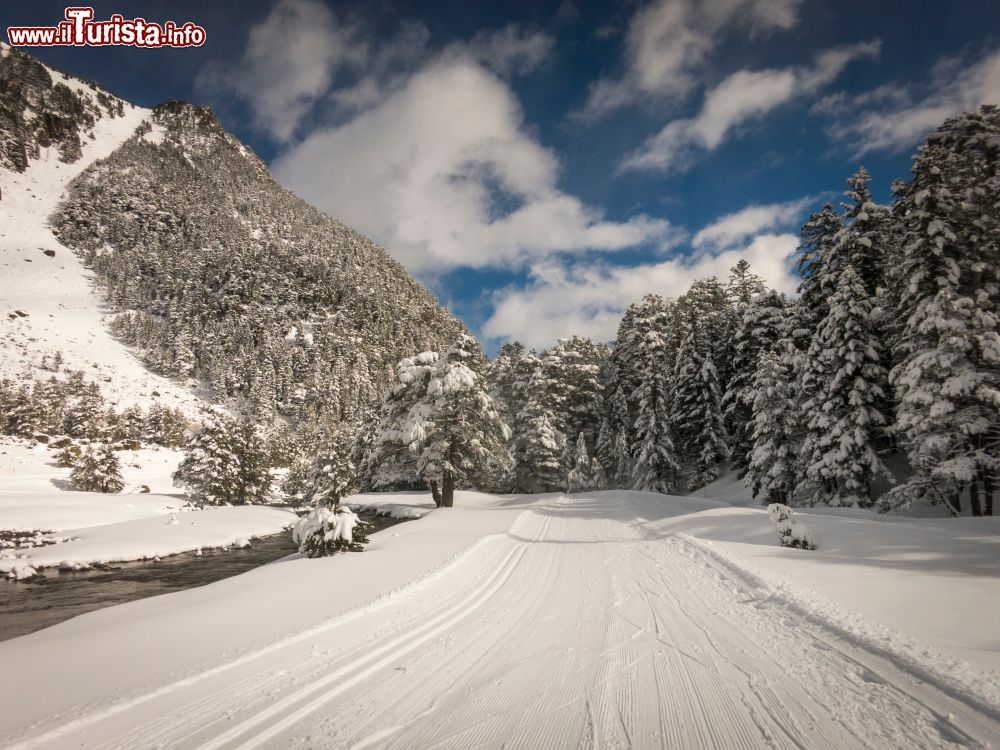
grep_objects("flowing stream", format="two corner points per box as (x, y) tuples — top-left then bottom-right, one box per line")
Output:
(0, 514), (408, 642)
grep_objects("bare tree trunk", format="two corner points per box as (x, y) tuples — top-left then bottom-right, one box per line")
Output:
(985, 474), (994, 516)
(971, 479), (983, 517)
(441, 470), (454, 508)
(428, 479), (442, 508)
(950, 488), (962, 515)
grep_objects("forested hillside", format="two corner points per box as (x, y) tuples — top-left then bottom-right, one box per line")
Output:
(50, 101), (465, 429)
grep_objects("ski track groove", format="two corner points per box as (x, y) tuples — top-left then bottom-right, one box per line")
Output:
(6, 498), (1000, 749)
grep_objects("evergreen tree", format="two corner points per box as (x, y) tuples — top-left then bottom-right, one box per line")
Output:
(594, 417), (616, 479)
(173, 415), (242, 505)
(722, 289), (786, 469)
(373, 336), (511, 507)
(302, 427), (358, 507)
(746, 349), (799, 504)
(293, 505), (371, 557)
(590, 458), (608, 491)
(567, 432), (595, 493)
(613, 427), (632, 489)
(795, 203), (842, 332)
(888, 108), (1000, 515)
(70, 444), (125, 493)
(519, 410), (565, 492)
(797, 267), (891, 506)
(672, 321), (728, 489)
(631, 330), (680, 493)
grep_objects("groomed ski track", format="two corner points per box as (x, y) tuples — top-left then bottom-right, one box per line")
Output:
(5, 493), (999, 749)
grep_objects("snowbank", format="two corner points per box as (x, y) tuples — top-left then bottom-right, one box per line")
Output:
(648, 504), (1000, 669)
(349, 491), (437, 519)
(0, 505), (296, 573)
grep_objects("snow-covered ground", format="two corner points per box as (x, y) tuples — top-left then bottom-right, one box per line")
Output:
(0, 57), (203, 416)
(0, 440), (294, 577)
(1, 488), (997, 749)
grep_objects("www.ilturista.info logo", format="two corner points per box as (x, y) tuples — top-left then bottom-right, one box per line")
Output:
(7, 7), (206, 48)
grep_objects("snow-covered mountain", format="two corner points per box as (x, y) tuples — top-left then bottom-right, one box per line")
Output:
(0, 43), (465, 426)
(0, 42), (202, 415)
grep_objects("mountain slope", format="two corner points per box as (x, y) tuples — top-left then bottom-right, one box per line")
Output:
(1, 44), (465, 428)
(0, 43), (203, 415)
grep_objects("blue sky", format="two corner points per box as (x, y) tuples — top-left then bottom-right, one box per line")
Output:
(7, 0), (1000, 352)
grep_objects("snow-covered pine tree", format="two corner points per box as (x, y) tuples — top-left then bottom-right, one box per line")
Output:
(888, 106), (1000, 515)
(676, 278), (734, 394)
(610, 295), (671, 434)
(722, 289), (786, 470)
(590, 458), (608, 490)
(567, 432), (595, 493)
(374, 336), (511, 506)
(613, 427), (632, 488)
(173, 415), (242, 505)
(293, 504), (371, 556)
(795, 203), (842, 333)
(836, 167), (891, 298)
(594, 417), (616, 480)
(293, 425), (370, 556)
(746, 349), (799, 504)
(302, 426), (358, 507)
(232, 418), (273, 505)
(726, 259), (767, 310)
(368, 350), (439, 497)
(519, 410), (565, 492)
(797, 266), (891, 507)
(671, 318), (728, 490)
(631, 330), (680, 493)
(542, 336), (607, 466)
(70, 444), (125, 493)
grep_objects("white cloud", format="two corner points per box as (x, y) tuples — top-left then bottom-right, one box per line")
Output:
(483, 233), (800, 349)
(196, 0), (367, 142)
(273, 56), (679, 274)
(580, 0), (802, 119)
(332, 23), (553, 117)
(621, 41), (879, 173)
(447, 25), (555, 76)
(692, 197), (813, 250)
(821, 48), (1000, 156)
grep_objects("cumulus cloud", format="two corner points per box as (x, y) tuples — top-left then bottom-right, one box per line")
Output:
(332, 23), (554, 117)
(483, 232), (801, 348)
(196, 0), (367, 142)
(819, 47), (1000, 156)
(620, 41), (880, 173)
(692, 196), (814, 251)
(273, 56), (679, 274)
(580, 0), (802, 119)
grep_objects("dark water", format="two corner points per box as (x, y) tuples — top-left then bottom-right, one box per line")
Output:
(0, 514), (407, 642)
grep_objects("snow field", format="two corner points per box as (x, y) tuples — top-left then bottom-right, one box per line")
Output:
(0, 491), (997, 749)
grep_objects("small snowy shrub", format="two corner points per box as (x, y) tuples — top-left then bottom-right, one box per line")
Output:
(293, 505), (371, 557)
(767, 503), (816, 550)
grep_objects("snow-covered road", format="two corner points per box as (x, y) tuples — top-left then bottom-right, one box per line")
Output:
(5, 493), (998, 749)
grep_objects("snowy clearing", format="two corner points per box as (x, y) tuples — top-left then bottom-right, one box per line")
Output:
(0, 440), (185, 531)
(0, 490), (997, 749)
(0, 439), (294, 576)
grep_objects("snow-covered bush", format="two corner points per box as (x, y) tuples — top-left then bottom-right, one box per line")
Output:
(767, 504), (816, 550)
(293, 505), (371, 557)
